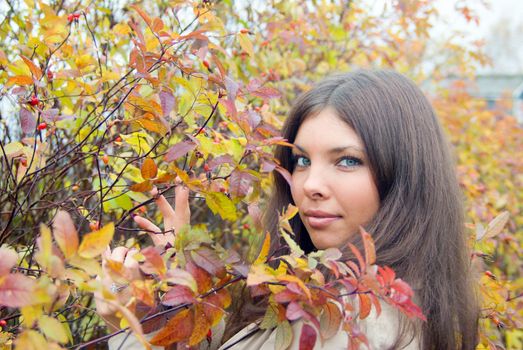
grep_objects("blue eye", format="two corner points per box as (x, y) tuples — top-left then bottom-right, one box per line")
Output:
(337, 157), (361, 168)
(294, 155), (310, 168)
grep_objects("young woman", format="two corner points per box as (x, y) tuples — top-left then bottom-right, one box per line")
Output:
(101, 70), (479, 349)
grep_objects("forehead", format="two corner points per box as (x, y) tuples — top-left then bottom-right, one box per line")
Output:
(294, 108), (364, 150)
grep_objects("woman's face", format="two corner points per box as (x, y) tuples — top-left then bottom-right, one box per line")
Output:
(290, 108), (380, 250)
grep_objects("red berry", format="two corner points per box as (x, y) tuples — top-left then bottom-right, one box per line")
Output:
(206, 329), (212, 339)
(240, 29), (249, 34)
(73, 13), (81, 20)
(47, 70), (54, 80)
(20, 158), (27, 166)
(115, 136), (122, 142)
(485, 271), (496, 280)
(89, 221), (100, 231)
(67, 14), (74, 22)
(203, 164), (211, 172)
(29, 96), (39, 106)
(202, 60), (211, 70)
(37, 122), (47, 130)
(243, 223), (250, 230)
(102, 155), (109, 165)
(0, 319), (6, 327)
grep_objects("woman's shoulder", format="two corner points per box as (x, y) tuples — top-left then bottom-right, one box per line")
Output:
(219, 301), (420, 350)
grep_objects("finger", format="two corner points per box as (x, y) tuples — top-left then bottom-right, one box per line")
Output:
(124, 248), (141, 280)
(133, 215), (163, 246)
(151, 186), (176, 228)
(173, 181), (190, 233)
(110, 246), (129, 263)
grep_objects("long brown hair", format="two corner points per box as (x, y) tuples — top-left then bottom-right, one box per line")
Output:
(264, 70), (478, 349)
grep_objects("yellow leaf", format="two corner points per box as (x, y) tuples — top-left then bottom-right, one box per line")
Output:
(77, 223), (115, 258)
(141, 158), (157, 179)
(14, 330), (48, 350)
(204, 192), (237, 221)
(254, 232), (270, 265)
(238, 33), (254, 57)
(21, 305), (43, 327)
(38, 315), (68, 344)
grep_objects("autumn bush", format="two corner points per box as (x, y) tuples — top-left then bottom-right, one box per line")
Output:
(0, 1), (521, 349)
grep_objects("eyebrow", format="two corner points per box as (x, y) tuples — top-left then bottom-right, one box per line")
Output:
(292, 144), (365, 155)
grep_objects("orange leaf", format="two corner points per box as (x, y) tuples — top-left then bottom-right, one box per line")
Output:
(21, 55), (42, 79)
(7, 75), (33, 86)
(360, 227), (376, 265)
(141, 158), (157, 179)
(348, 243), (366, 273)
(77, 222), (114, 258)
(150, 308), (194, 346)
(358, 293), (372, 319)
(188, 303), (211, 346)
(52, 210), (79, 259)
(130, 180), (153, 192)
(320, 301), (342, 339)
(137, 115), (168, 135)
(130, 4), (152, 26)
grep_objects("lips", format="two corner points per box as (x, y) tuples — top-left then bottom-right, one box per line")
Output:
(303, 210), (341, 229)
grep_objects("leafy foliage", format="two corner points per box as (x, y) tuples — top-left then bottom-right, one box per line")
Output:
(0, 0), (520, 349)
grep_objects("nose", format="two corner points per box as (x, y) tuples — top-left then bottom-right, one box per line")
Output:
(301, 164), (329, 200)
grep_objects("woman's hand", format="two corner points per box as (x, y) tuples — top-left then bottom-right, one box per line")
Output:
(133, 182), (190, 247)
(96, 246), (141, 332)
(96, 182), (190, 331)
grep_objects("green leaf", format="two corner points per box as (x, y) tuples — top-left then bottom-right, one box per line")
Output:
(275, 320), (293, 350)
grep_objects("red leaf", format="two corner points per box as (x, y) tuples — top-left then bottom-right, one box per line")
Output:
(219, 97), (237, 120)
(140, 246), (166, 277)
(224, 76), (240, 100)
(299, 323), (317, 350)
(208, 154), (235, 171)
(164, 141), (196, 162)
(159, 90), (175, 117)
(186, 260), (212, 294)
(275, 166), (292, 186)
(228, 169), (257, 197)
(190, 247), (226, 278)
(251, 86), (281, 100)
(162, 285), (195, 307)
(52, 210), (79, 259)
(0, 274), (36, 307)
(286, 301), (306, 321)
(19, 108), (36, 134)
(0, 248), (18, 275)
